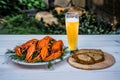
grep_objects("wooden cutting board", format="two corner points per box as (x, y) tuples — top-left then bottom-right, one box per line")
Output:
(68, 52), (115, 70)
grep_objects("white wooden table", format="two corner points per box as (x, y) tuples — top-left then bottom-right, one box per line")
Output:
(0, 35), (120, 80)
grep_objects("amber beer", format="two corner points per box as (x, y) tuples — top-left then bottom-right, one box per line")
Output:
(65, 12), (79, 51)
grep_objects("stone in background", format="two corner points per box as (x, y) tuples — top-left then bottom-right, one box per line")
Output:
(45, 0), (86, 8)
(73, 0), (85, 8)
(93, 0), (104, 6)
(54, 0), (85, 8)
(54, 0), (70, 7)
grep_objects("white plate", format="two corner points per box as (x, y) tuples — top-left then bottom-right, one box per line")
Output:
(7, 50), (70, 66)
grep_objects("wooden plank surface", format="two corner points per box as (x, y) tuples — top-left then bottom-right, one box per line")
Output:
(0, 35), (120, 80)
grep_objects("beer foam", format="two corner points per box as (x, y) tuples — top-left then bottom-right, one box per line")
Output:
(66, 18), (79, 22)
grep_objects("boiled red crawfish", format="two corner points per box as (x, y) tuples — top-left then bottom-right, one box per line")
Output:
(14, 36), (64, 63)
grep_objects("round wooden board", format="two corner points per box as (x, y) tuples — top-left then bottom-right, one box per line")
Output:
(68, 52), (115, 70)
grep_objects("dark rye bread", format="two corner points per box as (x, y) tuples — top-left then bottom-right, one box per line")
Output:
(87, 52), (104, 63)
(72, 49), (105, 65)
(72, 53), (95, 64)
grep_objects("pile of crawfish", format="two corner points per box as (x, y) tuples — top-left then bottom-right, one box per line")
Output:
(14, 36), (64, 63)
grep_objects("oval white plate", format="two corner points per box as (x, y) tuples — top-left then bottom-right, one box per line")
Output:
(8, 50), (70, 66)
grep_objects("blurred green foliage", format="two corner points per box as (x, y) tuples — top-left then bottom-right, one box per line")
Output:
(0, 0), (45, 17)
(0, 14), (65, 34)
(0, 9), (120, 34)
(52, 9), (120, 34)
(79, 12), (113, 34)
(18, 0), (45, 10)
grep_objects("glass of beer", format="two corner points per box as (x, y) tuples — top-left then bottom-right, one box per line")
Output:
(65, 12), (79, 51)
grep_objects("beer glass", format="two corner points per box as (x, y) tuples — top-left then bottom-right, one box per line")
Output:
(65, 12), (79, 51)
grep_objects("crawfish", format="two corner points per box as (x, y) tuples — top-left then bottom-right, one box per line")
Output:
(14, 46), (23, 57)
(31, 54), (41, 62)
(37, 36), (54, 51)
(51, 40), (64, 53)
(21, 39), (38, 53)
(30, 45), (49, 62)
(44, 40), (64, 61)
(25, 43), (36, 62)
(40, 45), (49, 61)
(45, 51), (62, 61)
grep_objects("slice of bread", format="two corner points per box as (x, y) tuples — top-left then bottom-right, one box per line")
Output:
(74, 53), (95, 64)
(87, 52), (104, 63)
(72, 49), (105, 65)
